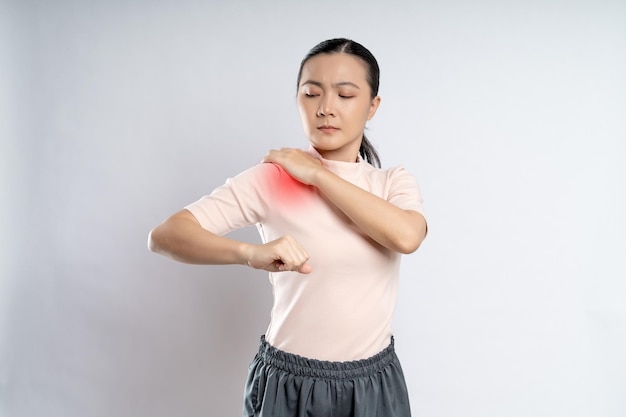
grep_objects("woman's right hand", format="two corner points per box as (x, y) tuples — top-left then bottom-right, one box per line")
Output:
(149, 210), (311, 273)
(244, 235), (312, 274)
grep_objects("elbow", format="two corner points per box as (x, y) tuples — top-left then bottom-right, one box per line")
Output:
(394, 226), (426, 254)
(147, 210), (199, 257)
(147, 226), (165, 254)
(395, 235), (423, 254)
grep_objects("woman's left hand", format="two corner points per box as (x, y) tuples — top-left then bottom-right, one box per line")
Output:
(262, 148), (324, 186)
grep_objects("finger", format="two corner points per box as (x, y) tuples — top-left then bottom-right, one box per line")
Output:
(261, 149), (277, 163)
(279, 249), (304, 272)
(276, 260), (311, 274)
(264, 235), (310, 273)
(278, 249), (309, 273)
(283, 237), (309, 268)
(289, 252), (311, 273)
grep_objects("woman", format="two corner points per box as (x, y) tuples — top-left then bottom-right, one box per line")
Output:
(149, 38), (427, 417)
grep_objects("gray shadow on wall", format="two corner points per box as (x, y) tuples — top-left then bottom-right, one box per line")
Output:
(147, 226), (273, 416)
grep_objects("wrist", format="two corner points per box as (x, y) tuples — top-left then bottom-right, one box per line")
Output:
(237, 241), (255, 267)
(311, 166), (335, 189)
(310, 165), (331, 188)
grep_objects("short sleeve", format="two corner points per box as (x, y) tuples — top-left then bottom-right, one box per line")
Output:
(185, 163), (277, 236)
(386, 166), (425, 216)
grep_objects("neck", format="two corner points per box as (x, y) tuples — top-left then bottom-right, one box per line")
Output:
(312, 144), (361, 163)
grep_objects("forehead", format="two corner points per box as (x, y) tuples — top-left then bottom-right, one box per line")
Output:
(300, 53), (368, 86)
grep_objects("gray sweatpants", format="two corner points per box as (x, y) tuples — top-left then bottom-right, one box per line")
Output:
(243, 336), (412, 417)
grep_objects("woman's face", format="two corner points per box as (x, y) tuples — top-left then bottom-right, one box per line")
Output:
(297, 53), (380, 162)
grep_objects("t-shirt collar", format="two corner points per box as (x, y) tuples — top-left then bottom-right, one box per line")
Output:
(305, 145), (364, 178)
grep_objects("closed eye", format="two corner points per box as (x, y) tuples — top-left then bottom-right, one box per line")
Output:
(339, 95), (354, 99)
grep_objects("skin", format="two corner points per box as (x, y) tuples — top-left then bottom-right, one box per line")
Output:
(296, 53), (380, 162)
(148, 53), (427, 273)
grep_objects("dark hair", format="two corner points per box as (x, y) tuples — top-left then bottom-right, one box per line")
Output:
(297, 38), (381, 168)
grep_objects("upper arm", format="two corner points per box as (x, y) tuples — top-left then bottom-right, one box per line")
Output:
(154, 209), (201, 234)
(171, 208), (200, 225)
(386, 167), (425, 214)
(386, 167), (428, 247)
(184, 163), (275, 235)
(148, 209), (200, 252)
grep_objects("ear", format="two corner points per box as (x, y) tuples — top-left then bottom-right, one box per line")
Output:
(367, 96), (381, 120)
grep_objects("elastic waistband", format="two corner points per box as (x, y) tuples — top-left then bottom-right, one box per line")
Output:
(255, 336), (398, 380)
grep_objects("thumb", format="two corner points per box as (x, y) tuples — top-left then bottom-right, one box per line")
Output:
(297, 263), (313, 274)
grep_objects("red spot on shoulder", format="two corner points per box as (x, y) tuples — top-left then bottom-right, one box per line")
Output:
(266, 164), (315, 207)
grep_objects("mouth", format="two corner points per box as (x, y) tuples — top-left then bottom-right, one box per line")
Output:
(317, 125), (339, 133)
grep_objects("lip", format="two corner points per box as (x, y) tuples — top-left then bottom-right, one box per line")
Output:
(317, 125), (339, 133)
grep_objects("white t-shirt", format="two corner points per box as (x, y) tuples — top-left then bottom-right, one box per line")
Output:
(186, 146), (425, 361)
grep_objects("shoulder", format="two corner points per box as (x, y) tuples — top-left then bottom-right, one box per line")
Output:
(384, 165), (417, 179)
(222, 162), (282, 188)
(367, 164), (424, 207)
(361, 163), (419, 185)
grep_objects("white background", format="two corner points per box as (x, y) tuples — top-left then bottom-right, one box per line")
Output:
(1, 1), (625, 416)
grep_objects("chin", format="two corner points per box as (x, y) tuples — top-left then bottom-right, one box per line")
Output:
(310, 142), (340, 154)
(310, 134), (342, 148)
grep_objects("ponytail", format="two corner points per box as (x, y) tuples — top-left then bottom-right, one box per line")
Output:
(359, 135), (381, 168)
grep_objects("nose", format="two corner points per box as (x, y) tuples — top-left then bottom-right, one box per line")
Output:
(317, 95), (335, 117)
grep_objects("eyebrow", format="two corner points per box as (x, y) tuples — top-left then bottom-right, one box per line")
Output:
(300, 80), (361, 89)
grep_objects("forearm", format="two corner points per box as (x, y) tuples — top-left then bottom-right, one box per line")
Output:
(148, 210), (251, 265)
(312, 169), (427, 254)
